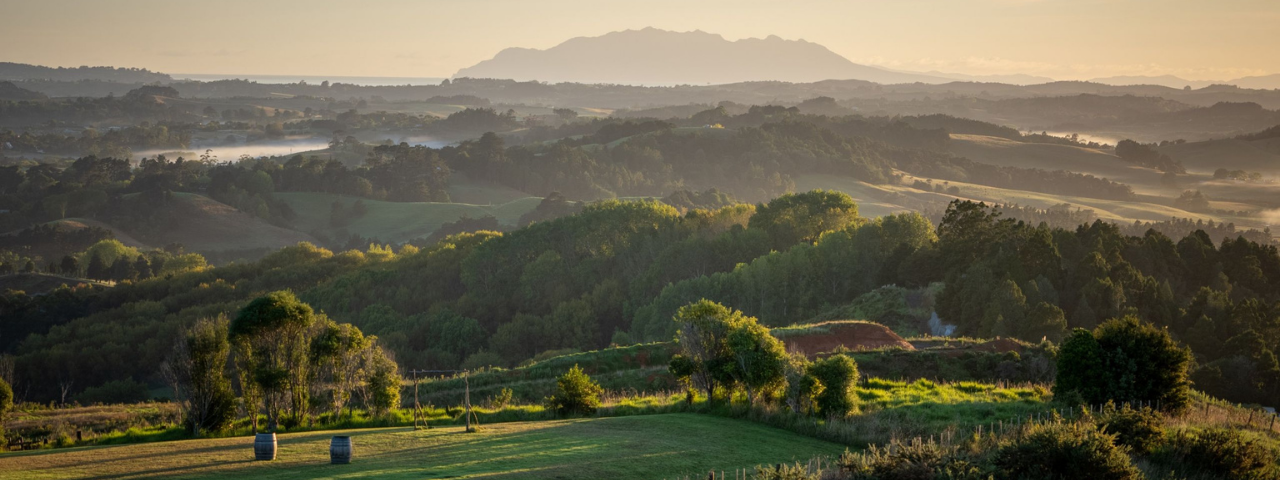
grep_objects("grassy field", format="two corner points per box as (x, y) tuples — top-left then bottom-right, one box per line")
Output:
(955, 134), (1280, 214)
(792, 173), (1278, 231)
(1159, 137), (1280, 175)
(948, 134), (1177, 196)
(0, 414), (844, 480)
(276, 192), (541, 244)
(92, 192), (317, 253)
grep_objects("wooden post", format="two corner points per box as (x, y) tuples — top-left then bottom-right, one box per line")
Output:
(465, 371), (474, 433)
(413, 369), (420, 430)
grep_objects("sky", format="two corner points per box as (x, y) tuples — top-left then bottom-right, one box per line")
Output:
(3, 0), (1278, 81)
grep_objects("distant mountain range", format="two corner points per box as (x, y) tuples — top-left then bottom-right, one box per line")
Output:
(454, 28), (954, 86)
(453, 28), (1280, 89)
(1088, 74), (1280, 90)
(0, 62), (171, 83)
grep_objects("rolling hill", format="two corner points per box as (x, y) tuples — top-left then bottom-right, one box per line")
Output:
(276, 192), (541, 244)
(454, 28), (950, 86)
(1159, 137), (1280, 174)
(92, 192), (318, 254)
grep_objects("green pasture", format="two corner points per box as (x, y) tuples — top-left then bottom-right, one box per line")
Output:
(0, 414), (844, 480)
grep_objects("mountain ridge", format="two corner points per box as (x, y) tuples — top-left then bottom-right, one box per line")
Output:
(454, 28), (952, 86)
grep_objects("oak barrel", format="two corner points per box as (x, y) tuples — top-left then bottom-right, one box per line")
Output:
(253, 433), (277, 461)
(330, 435), (352, 464)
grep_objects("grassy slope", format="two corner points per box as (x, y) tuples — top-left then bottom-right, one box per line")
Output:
(948, 134), (1175, 196)
(155, 193), (317, 252)
(0, 273), (108, 293)
(1159, 137), (1280, 175)
(0, 414), (844, 480)
(946, 134), (1279, 223)
(58, 192), (316, 253)
(276, 192), (540, 244)
(793, 173), (1276, 231)
(35, 218), (150, 249)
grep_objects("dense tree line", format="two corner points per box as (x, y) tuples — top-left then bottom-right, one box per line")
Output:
(1115, 139), (1186, 174)
(0, 86), (195, 126)
(4, 192), (1278, 407)
(0, 123), (191, 157)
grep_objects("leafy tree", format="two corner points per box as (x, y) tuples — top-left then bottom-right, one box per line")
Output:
(806, 353), (858, 418)
(547, 364), (602, 416)
(749, 190), (862, 249)
(161, 316), (236, 436)
(668, 299), (791, 404)
(1022, 302), (1068, 343)
(670, 300), (737, 402)
(310, 320), (370, 418)
(229, 291), (317, 431)
(59, 255), (78, 276)
(1056, 316), (1193, 413)
(725, 311), (788, 406)
(364, 342), (400, 416)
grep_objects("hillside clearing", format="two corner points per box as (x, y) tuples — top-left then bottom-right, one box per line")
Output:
(0, 414), (844, 480)
(276, 193), (541, 244)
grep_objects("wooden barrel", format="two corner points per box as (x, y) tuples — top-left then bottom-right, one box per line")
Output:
(330, 436), (352, 464)
(254, 433), (277, 461)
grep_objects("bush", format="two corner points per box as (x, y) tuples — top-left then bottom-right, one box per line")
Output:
(1054, 316), (1193, 414)
(367, 346), (401, 416)
(0, 377), (12, 422)
(1151, 429), (1280, 480)
(1095, 403), (1164, 455)
(546, 364), (603, 416)
(491, 388), (513, 409)
(807, 354), (859, 418)
(840, 441), (986, 480)
(73, 378), (151, 405)
(461, 351), (505, 371)
(752, 462), (823, 480)
(992, 421), (1141, 480)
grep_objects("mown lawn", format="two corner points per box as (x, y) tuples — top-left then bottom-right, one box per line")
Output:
(0, 414), (845, 480)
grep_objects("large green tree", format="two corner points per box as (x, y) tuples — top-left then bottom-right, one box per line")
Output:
(229, 291), (317, 431)
(749, 190), (862, 250)
(1055, 316), (1193, 413)
(162, 315), (236, 436)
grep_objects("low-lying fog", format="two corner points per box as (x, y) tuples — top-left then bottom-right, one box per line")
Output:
(131, 137), (451, 162)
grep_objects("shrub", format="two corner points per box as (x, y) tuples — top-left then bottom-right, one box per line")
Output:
(74, 378), (151, 405)
(491, 388), (513, 409)
(753, 462), (823, 480)
(367, 346), (401, 416)
(807, 354), (859, 418)
(0, 376), (12, 422)
(1151, 429), (1280, 480)
(1095, 403), (1164, 455)
(461, 350), (506, 371)
(992, 421), (1141, 480)
(546, 364), (603, 416)
(1093, 316), (1192, 414)
(840, 441), (985, 480)
(1055, 316), (1193, 414)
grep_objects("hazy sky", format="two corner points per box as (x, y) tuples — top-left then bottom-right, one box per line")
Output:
(4, 0), (1278, 81)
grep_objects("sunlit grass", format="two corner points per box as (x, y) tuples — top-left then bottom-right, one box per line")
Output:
(0, 414), (844, 480)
